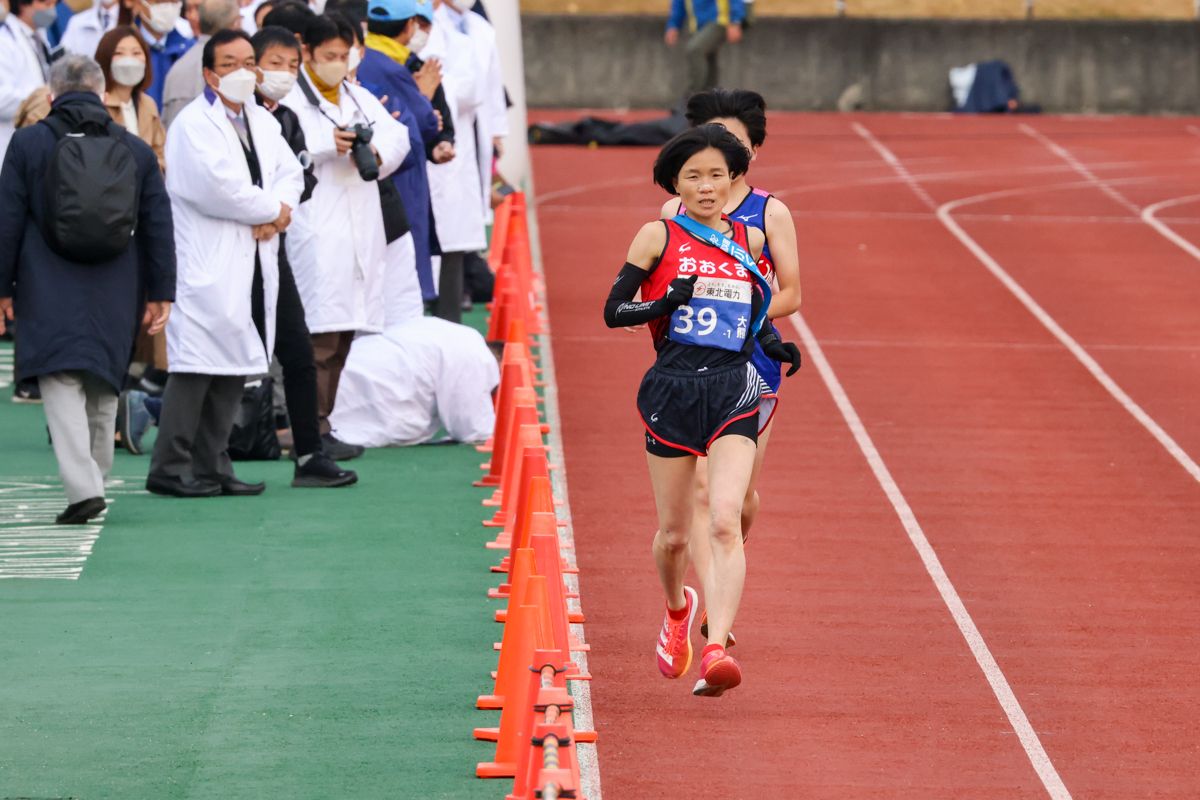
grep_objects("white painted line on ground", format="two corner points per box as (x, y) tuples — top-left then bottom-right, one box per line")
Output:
(781, 307), (1072, 800)
(0, 478), (107, 579)
(856, 122), (1200, 487)
(1141, 194), (1200, 261)
(1017, 124), (1143, 214)
(1021, 124), (1200, 269)
(524, 193), (602, 800)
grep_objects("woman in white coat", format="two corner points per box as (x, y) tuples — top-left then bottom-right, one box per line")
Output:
(281, 14), (409, 446)
(148, 29), (303, 498)
(424, 1), (486, 323)
(0, 0), (55, 157)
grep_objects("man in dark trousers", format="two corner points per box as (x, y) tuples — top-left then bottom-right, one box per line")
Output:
(0, 53), (176, 524)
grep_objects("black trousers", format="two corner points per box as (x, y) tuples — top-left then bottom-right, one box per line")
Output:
(434, 251), (465, 323)
(274, 245), (321, 458)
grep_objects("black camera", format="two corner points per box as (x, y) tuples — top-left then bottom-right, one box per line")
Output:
(346, 123), (378, 182)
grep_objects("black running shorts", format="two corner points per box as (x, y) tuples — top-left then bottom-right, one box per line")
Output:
(638, 361), (762, 458)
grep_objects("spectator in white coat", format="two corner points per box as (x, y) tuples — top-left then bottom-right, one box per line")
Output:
(0, 0), (56, 156)
(280, 13), (408, 452)
(440, 0), (503, 214)
(147, 28), (303, 497)
(57, 0), (119, 56)
(423, 0), (484, 323)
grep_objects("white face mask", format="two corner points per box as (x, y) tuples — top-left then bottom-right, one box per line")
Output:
(142, 0), (181, 33)
(257, 69), (295, 101)
(407, 27), (428, 55)
(312, 59), (347, 87)
(33, 6), (58, 27)
(111, 56), (146, 87)
(347, 45), (362, 74)
(216, 67), (257, 104)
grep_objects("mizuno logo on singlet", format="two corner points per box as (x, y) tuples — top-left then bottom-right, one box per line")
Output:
(678, 243), (692, 253)
(736, 213), (759, 222)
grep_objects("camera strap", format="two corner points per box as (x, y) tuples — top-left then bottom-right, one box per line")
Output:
(297, 67), (372, 131)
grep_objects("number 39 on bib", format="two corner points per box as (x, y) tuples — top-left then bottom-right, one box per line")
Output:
(668, 277), (755, 352)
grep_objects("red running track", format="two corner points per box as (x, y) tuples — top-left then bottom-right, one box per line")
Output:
(532, 111), (1200, 798)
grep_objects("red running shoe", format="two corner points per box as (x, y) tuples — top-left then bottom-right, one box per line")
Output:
(655, 586), (699, 679)
(692, 645), (742, 697)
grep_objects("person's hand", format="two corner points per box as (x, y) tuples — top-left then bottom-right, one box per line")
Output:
(433, 108), (443, 131)
(333, 127), (357, 156)
(431, 140), (455, 164)
(726, 23), (742, 44)
(664, 27), (679, 46)
(757, 330), (802, 376)
(0, 297), (13, 336)
(493, 136), (505, 157)
(252, 223), (278, 241)
(142, 301), (172, 335)
(414, 58), (442, 99)
(662, 274), (697, 310)
(623, 324), (645, 333)
(378, 94), (402, 120)
(274, 202), (292, 231)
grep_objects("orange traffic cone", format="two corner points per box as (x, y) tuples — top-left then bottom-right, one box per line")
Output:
(483, 401), (545, 508)
(487, 448), (552, 548)
(478, 550), (537, 710)
(476, 606), (539, 778)
(484, 425), (545, 532)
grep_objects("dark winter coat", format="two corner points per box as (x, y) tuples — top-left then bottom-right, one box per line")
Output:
(0, 92), (176, 393)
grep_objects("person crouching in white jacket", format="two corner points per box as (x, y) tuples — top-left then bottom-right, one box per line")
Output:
(280, 14), (409, 456)
(147, 28), (303, 498)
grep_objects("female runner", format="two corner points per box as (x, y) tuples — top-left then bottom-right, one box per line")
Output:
(604, 124), (801, 697)
(659, 89), (802, 647)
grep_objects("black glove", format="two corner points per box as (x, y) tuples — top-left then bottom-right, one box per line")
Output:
(661, 274), (698, 311)
(757, 330), (802, 376)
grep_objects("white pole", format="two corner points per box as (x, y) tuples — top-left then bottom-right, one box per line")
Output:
(482, 0), (532, 193)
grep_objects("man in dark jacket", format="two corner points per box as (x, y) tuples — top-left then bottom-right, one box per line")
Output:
(0, 53), (176, 524)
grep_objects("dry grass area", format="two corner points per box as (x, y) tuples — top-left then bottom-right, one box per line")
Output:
(520, 0), (1198, 19)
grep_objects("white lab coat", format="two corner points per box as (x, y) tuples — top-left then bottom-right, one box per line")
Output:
(384, 232), (423, 327)
(0, 17), (48, 157)
(164, 92), (304, 375)
(58, 2), (119, 56)
(281, 72), (410, 334)
(426, 9), (486, 253)
(330, 317), (499, 447)
(462, 9), (507, 213)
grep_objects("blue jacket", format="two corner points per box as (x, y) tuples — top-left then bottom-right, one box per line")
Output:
(137, 22), (193, 110)
(0, 93), (176, 392)
(667, 0), (744, 32)
(357, 48), (441, 301)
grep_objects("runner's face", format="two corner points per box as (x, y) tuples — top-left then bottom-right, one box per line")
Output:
(675, 147), (732, 219)
(710, 116), (757, 165)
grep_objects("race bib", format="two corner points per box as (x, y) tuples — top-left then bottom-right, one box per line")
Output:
(668, 277), (754, 351)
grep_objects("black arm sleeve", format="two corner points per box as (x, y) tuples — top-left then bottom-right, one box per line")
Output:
(603, 262), (668, 328)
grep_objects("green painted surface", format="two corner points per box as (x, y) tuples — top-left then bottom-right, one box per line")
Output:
(0, 315), (507, 799)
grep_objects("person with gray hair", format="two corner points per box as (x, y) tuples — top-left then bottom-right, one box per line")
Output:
(0, 53), (176, 524)
(160, 0), (241, 127)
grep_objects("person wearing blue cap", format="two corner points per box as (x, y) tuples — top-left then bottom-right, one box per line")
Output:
(356, 0), (450, 309)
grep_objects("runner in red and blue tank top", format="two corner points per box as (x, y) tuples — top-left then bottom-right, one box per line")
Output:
(604, 125), (801, 698)
(659, 89), (803, 648)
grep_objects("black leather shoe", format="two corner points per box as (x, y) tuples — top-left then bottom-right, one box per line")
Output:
(292, 453), (358, 488)
(214, 477), (266, 496)
(321, 433), (365, 461)
(146, 474), (221, 498)
(56, 496), (107, 524)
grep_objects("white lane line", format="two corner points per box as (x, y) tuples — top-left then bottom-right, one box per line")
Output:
(781, 311), (1071, 800)
(1017, 124), (1143, 214)
(525, 194), (602, 800)
(1141, 194), (1200, 261)
(1021, 124), (1200, 267)
(855, 122), (1200, 486)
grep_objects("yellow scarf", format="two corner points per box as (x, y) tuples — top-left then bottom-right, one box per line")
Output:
(365, 32), (410, 66)
(304, 63), (340, 104)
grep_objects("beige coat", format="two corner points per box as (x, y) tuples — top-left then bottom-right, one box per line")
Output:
(105, 92), (166, 172)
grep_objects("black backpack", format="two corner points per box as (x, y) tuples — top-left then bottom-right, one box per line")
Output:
(41, 114), (139, 263)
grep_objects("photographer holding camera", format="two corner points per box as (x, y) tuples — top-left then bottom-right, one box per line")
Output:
(280, 14), (409, 451)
